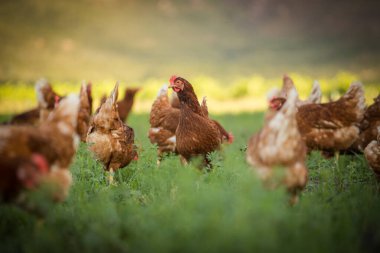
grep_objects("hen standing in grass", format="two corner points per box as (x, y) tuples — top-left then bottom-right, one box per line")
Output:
(0, 94), (80, 203)
(269, 79), (366, 157)
(149, 81), (233, 162)
(117, 87), (140, 122)
(169, 76), (222, 166)
(246, 89), (308, 204)
(87, 83), (137, 183)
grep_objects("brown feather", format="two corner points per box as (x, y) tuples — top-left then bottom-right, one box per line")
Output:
(0, 95), (80, 203)
(77, 83), (92, 142)
(296, 82), (365, 152)
(171, 77), (221, 163)
(87, 83), (137, 172)
(247, 89), (307, 204)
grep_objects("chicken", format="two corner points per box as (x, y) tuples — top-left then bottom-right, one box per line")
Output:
(86, 83), (137, 183)
(0, 94), (80, 203)
(279, 74), (322, 107)
(169, 76), (222, 166)
(77, 83), (92, 142)
(5, 79), (64, 125)
(364, 126), (380, 178)
(356, 94), (380, 151)
(117, 87), (140, 122)
(148, 85), (180, 157)
(295, 82), (365, 154)
(6, 108), (40, 125)
(247, 89), (307, 204)
(149, 82), (233, 162)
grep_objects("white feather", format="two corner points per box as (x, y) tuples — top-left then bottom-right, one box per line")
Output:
(157, 84), (168, 97)
(35, 78), (49, 108)
(167, 135), (176, 144)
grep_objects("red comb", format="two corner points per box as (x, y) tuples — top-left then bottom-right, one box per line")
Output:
(169, 75), (178, 85)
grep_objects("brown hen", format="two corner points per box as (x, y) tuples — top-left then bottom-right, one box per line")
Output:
(169, 76), (222, 166)
(246, 89), (308, 204)
(86, 83), (137, 183)
(0, 94), (80, 203)
(296, 82), (365, 154)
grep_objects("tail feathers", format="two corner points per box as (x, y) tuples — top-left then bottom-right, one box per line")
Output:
(281, 74), (295, 97)
(80, 81), (90, 106)
(80, 81), (87, 96)
(306, 81), (322, 104)
(201, 97), (208, 116)
(342, 81), (366, 120)
(35, 78), (50, 108)
(108, 82), (119, 105)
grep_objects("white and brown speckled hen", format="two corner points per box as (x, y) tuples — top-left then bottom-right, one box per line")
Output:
(86, 83), (137, 183)
(246, 89), (308, 204)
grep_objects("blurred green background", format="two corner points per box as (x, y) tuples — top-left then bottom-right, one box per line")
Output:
(1, 0), (380, 81)
(0, 0), (379, 113)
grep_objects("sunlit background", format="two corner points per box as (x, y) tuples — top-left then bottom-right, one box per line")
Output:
(0, 0), (379, 113)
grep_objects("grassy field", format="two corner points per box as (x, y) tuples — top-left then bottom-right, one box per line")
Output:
(1, 113), (380, 253)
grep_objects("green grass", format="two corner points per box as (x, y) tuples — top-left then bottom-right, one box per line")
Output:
(1, 113), (380, 253)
